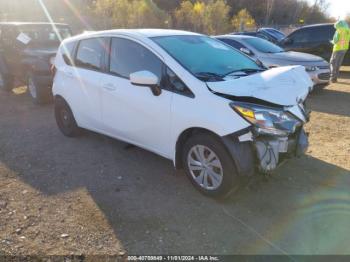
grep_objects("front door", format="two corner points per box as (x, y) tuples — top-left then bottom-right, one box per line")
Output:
(101, 37), (173, 157)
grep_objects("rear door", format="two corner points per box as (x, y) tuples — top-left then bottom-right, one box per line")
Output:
(65, 37), (108, 130)
(283, 26), (334, 61)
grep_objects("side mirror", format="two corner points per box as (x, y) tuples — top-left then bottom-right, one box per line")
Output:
(284, 38), (293, 45)
(240, 47), (253, 56)
(130, 70), (161, 96)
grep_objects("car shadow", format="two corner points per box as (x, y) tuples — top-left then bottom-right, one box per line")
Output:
(1, 105), (350, 254)
(1, 85), (350, 254)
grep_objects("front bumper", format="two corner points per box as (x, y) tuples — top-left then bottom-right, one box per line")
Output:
(254, 127), (309, 173)
(308, 68), (330, 86)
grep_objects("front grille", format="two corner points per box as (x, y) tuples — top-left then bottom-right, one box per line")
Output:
(318, 65), (330, 70)
(318, 73), (330, 80)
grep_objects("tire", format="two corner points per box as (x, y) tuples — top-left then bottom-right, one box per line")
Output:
(54, 97), (81, 137)
(0, 71), (13, 92)
(182, 132), (241, 198)
(27, 73), (51, 104)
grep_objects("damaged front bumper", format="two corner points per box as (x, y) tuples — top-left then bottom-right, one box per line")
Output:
(253, 127), (309, 173)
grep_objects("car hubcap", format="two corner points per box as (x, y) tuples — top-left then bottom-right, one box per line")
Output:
(187, 145), (223, 190)
(28, 77), (37, 98)
(60, 109), (71, 128)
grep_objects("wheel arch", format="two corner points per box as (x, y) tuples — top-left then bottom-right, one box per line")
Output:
(174, 127), (255, 177)
(174, 127), (226, 169)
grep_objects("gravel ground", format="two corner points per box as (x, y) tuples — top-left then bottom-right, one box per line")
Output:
(0, 68), (349, 256)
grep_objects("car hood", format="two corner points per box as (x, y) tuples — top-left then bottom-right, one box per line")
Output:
(207, 65), (312, 106)
(263, 51), (324, 63)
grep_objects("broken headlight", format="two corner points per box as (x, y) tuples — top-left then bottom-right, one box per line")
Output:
(230, 102), (301, 136)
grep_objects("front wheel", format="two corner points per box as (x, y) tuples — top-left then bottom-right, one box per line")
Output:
(182, 133), (241, 198)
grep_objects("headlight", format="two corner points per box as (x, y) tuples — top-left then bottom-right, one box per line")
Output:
(305, 66), (318, 72)
(230, 102), (301, 136)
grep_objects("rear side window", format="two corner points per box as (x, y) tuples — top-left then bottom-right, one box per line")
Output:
(292, 26), (335, 43)
(218, 38), (246, 50)
(61, 41), (76, 65)
(109, 38), (162, 81)
(75, 38), (105, 71)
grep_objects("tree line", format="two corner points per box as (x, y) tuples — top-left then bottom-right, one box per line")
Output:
(0, 0), (335, 34)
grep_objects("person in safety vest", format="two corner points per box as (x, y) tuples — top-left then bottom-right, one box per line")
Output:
(330, 20), (350, 83)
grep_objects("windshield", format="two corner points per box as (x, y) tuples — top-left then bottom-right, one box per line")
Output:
(244, 37), (284, 53)
(152, 35), (261, 81)
(17, 24), (71, 44)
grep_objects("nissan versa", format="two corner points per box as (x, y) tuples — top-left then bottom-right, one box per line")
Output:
(52, 29), (312, 198)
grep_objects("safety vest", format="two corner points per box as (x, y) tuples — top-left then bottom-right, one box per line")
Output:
(333, 28), (350, 51)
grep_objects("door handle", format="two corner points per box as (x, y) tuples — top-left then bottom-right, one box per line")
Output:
(103, 83), (117, 91)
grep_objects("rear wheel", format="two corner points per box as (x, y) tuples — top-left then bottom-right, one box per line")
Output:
(54, 97), (81, 137)
(27, 73), (51, 104)
(0, 71), (13, 92)
(182, 133), (241, 198)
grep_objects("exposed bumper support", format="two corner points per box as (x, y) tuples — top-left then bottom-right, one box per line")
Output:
(254, 128), (309, 173)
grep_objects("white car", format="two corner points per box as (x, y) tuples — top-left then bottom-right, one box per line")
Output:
(52, 29), (313, 198)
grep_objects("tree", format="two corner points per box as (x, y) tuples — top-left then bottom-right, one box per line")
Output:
(174, 0), (231, 34)
(231, 9), (256, 31)
(92, 0), (170, 29)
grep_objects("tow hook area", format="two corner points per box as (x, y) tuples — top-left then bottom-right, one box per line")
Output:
(255, 138), (285, 173)
(254, 129), (309, 173)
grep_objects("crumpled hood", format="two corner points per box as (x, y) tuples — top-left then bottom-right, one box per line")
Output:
(207, 65), (312, 106)
(264, 51), (324, 63)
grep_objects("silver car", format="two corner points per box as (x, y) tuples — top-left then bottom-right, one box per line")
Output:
(215, 35), (330, 88)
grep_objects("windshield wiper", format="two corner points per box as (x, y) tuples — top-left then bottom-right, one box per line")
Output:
(194, 72), (225, 81)
(223, 68), (265, 77)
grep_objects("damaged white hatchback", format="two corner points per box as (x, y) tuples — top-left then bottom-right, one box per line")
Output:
(53, 29), (313, 198)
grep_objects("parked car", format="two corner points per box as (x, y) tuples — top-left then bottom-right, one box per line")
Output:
(232, 27), (286, 44)
(279, 23), (350, 66)
(0, 22), (72, 103)
(53, 29), (312, 198)
(215, 35), (330, 88)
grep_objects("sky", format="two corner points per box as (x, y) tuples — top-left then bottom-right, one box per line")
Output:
(307, 0), (350, 19)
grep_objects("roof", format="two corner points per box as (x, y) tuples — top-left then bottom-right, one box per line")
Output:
(0, 22), (69, 26)
(300, 23), (333, 29)
(83, 29), (201, 39)
(215, 34), (256, 40)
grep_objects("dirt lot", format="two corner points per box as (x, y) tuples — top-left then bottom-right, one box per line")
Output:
(0, 69), (350, 256)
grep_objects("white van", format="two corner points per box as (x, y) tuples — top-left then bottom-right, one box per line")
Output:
(52, 29), (312, 198)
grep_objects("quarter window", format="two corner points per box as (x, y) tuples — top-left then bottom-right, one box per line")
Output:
(75, 38), (105, 71)
(109, 38), (162, 81)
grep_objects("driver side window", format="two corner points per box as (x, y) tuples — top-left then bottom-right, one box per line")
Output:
(109, 38), (162, 83)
